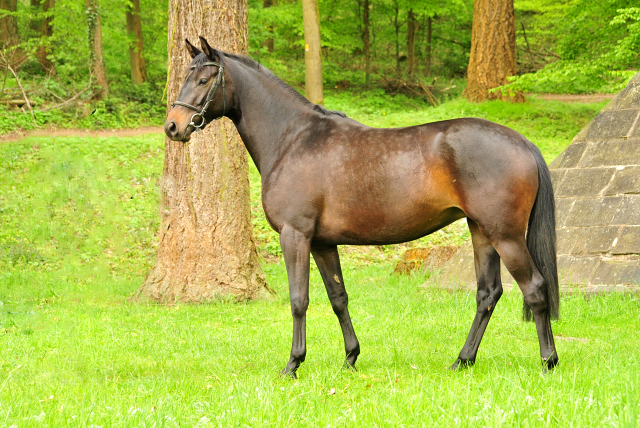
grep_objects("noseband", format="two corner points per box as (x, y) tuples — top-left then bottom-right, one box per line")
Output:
(171, 61), (226, 131)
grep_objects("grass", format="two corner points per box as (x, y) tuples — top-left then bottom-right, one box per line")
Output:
(2, 95), (637, 426)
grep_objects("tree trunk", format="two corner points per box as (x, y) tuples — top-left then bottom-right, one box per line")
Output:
(126, 0), (147, 84)
(40, 0), (54, 73)
(362, 0), (370, 86)
(302, 0), (323, 105)
(85, 0), (108, 99)
(29, 0), (55, 73)
(263, 0), (274, 53)
(425, 16), (432, 77)
(463, 0), (521, 102)
(0, 0), (18, 50)
(406, 9), (416, 81)
(135, 0), (270, 303)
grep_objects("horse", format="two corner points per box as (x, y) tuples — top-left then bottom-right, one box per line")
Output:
(164, 37), (559, 377)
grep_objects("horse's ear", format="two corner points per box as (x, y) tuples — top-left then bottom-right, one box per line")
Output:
(198, 36), (219, 61)
(185, 39), (201, 59)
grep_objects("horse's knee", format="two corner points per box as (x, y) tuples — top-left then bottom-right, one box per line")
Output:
(290, 296), (309, 318)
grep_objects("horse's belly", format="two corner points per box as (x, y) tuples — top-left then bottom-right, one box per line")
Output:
(315, 199), (464, 245)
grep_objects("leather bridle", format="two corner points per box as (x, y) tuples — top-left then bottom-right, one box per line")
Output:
(171, 61), (226, 130)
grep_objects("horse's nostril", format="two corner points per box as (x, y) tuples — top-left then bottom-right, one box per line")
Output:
(168, 121), (177, 133)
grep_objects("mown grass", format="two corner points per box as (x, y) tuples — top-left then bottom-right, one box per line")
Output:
(1, 97), (638, 427)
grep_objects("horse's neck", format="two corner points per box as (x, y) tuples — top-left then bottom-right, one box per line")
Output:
(231, 66), (317, 176)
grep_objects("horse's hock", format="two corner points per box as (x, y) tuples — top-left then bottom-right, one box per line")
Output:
(432, 71), (640, 292)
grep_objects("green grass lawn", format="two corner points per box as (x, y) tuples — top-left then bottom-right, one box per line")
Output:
(2, 97), (638, 427)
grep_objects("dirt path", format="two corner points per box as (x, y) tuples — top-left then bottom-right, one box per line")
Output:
(0, 126), (164, 143)
(528, 93), (615, 103)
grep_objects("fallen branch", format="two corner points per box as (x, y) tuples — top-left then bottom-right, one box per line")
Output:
(39, 76), (93, 112)
(6, 63), (37, 126)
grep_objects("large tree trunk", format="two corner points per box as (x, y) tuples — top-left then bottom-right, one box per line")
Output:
(126, 0), (147, 84)
(85, 0), (108, 99)
(135, 0), (270, 302)
(362, 0), (370, 86)
(302, 0), (323, 104)
(463, 0), (520, 102)
(406, 9), (416, 81)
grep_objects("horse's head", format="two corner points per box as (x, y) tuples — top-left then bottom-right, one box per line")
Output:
(165, 37), (228, 142)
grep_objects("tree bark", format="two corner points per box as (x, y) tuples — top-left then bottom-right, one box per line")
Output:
(29, 0), (55, 73)
(85, 0), (108, 99)
(40, 0), (54, 72)
(302, 0), (323, 105)
(135, 0), (270, 302)
(425, 16), (432, 77)
(126, 0), (147, 84)
(0, 0), (18, 50)
(263, 0), (274, 53)
(362, 0), (370, 86)
(463, 0), (521, 102)
(406, 9), (416, 81)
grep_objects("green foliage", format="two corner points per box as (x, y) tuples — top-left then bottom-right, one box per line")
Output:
(508, 0), (639, 94)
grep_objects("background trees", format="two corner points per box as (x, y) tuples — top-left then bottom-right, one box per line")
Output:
(1, 0), (638, 116)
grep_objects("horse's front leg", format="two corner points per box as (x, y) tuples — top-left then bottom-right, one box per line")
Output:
(280, 224), (312, 378)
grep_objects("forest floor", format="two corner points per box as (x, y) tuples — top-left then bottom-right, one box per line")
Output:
(529, 93), (616, 103)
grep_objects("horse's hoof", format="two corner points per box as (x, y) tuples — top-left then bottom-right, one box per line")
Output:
(280, 368), (298, 379)
(342, 361), (357, 372)
(450, 358), (474, 370)
(543, 354), (559, 372)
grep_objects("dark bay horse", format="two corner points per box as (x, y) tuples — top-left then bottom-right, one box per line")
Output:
(165, 37), (560, 377)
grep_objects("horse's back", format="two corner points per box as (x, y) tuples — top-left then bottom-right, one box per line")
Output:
(262, 115), (539, 245)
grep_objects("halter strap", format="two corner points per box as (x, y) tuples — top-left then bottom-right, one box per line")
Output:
(171, 61), (226, 131)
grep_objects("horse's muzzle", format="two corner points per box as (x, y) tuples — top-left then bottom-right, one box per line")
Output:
(164, 109), (193, 142)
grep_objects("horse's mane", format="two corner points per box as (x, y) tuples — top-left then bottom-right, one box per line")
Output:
(218, 52), (347, 118)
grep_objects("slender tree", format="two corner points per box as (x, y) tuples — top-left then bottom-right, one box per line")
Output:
(126, 0), (147, 84)
(424, 15), (432, 76)
(463, 0), (520, 102)
(406, 8), (417, 80)
(85, 0), (108, 98)
(135, 0), (270, 302)
(29, 0), (55, 73)
(362, 0), (370, 86)
(263, 0), (274, 53)
(302, 0), (323, 104)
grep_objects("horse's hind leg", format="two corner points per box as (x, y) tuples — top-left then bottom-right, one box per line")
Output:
(493, 237), (558, 370)
(452, 220), (503, 369)
(311, 245), (360, 369)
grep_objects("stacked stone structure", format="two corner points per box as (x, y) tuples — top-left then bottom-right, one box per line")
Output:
(432, 72), (640, 291)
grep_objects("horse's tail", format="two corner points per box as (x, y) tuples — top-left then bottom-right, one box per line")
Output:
(523, 144), (559, 321)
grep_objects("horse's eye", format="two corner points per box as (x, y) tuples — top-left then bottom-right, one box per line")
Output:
(199, 78), (208, 85)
